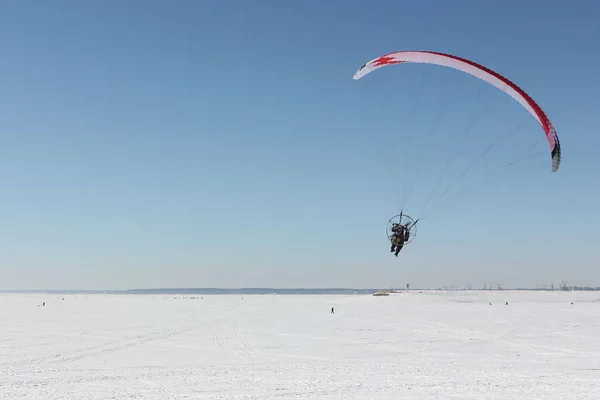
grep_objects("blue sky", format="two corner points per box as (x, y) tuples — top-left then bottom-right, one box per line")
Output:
(0, 0), (598, 290)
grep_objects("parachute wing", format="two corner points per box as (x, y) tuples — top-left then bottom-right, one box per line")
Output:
(353, 51), (561, 172)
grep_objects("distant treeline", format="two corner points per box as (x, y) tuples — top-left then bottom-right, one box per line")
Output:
(123, 288), (379, 295)
(480, 287), (600, 292)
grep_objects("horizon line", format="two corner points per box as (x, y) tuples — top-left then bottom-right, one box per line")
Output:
(1, 286), (597, 294)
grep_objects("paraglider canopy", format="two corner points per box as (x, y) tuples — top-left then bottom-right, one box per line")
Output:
(353, 50), (561, 172)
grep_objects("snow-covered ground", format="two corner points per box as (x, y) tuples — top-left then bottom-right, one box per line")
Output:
(1, 290), (599, 399)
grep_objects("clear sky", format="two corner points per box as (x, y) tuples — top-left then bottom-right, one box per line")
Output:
(1, 0), (598, 290)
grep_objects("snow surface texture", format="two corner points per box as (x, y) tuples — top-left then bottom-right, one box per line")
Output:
(1, 291), (600, 399)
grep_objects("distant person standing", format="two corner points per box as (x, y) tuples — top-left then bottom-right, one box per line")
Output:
(331, 307), (334, 314)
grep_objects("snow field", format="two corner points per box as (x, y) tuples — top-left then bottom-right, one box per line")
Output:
(1, 291), (599, 399)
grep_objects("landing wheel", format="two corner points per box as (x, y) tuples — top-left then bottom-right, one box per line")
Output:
(386, 214), (417, 244)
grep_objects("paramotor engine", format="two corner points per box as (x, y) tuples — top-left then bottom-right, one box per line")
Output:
(386, 214), (417, 245)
